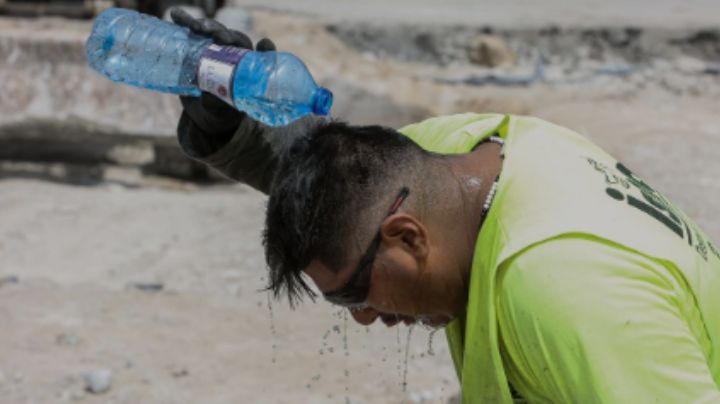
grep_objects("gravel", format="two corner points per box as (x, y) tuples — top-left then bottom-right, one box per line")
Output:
(82, 369), (112, 395)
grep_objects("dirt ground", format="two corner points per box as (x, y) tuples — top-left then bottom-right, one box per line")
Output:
(0, 180), (458, 403)
(1, 2), (719, 403)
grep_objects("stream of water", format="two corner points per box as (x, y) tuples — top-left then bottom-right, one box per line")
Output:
(427, 327), (440, 356)
(401, 324), (415, 393)
(266, 292), (278, 364)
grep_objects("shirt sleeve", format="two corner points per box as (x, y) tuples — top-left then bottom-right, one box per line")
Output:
(176, 112), (324, 194)
(496, 235), (720, 403)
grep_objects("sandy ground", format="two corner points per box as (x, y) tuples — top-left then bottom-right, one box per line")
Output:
(0, 180), (457, 403)
(1, 2), (720, 403)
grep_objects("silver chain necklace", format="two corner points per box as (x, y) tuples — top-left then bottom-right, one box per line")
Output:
(481, 135), (504, 218)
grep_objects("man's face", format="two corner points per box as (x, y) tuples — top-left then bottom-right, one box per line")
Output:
(302, 182), (472, 328)
(304, 221), (457, 329)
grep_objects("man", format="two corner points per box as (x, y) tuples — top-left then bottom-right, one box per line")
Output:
(171, 9), (720, 403)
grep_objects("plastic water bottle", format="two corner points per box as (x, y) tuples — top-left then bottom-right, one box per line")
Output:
(85, 8), (333, 127)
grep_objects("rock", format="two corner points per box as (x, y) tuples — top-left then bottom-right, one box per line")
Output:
(0, 275), (19, 286)
(82, 369), (112, 395)
(126, 282), (164, 292)
(467, 35), (516, 68)
(169, 366), (189, 378)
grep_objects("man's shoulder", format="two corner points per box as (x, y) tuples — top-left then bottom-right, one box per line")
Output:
(398, 113), (508, 153)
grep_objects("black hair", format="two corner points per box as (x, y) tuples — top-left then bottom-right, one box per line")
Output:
(262, 121), (427, 306)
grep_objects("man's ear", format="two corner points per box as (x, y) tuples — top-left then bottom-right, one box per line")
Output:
(380, 214), (429, 259)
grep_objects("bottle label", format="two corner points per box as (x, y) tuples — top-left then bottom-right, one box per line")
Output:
(197, 44), (249, 106)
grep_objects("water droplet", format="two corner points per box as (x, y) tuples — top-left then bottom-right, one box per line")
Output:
(395, 314), (402, 346)
(427, 328), (439, 356)
(342, 310), (349, 356)
(267, 292), (278, 364)
(393, 315), (404, 380)
(342, 310), (352, 403)
(401, 324), (415, 393)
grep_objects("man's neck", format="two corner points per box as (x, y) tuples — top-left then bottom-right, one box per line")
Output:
(451, 141), (504, 248)
(437, 141), (504, 314)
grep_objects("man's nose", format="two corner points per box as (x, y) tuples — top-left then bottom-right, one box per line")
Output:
(349, 307), (380, 325)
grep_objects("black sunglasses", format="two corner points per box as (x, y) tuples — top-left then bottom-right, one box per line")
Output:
(323, 187), (410, 309)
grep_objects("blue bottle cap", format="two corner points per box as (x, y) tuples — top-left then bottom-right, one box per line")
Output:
(312, 87), (333, 116)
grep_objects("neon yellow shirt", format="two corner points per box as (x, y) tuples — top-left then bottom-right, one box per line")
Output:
(400, 113), (720, 403)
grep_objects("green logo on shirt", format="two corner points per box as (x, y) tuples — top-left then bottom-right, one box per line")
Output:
(586, 157), (720, 261)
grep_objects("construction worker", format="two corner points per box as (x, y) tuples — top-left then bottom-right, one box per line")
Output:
(172, 9), (720, 403)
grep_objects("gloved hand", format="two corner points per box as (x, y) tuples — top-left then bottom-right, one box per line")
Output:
(170, 7), (276, 144)
(171, 7), (323, 194)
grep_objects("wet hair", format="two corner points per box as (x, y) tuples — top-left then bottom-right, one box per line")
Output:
(263, 121), (428, 306)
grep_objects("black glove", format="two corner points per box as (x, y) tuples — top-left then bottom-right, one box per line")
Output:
(171, 7), (324, 194)
(170, 7), (276, 146)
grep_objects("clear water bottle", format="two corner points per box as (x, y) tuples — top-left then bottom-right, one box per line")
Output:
(85, 8), (333, 127)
